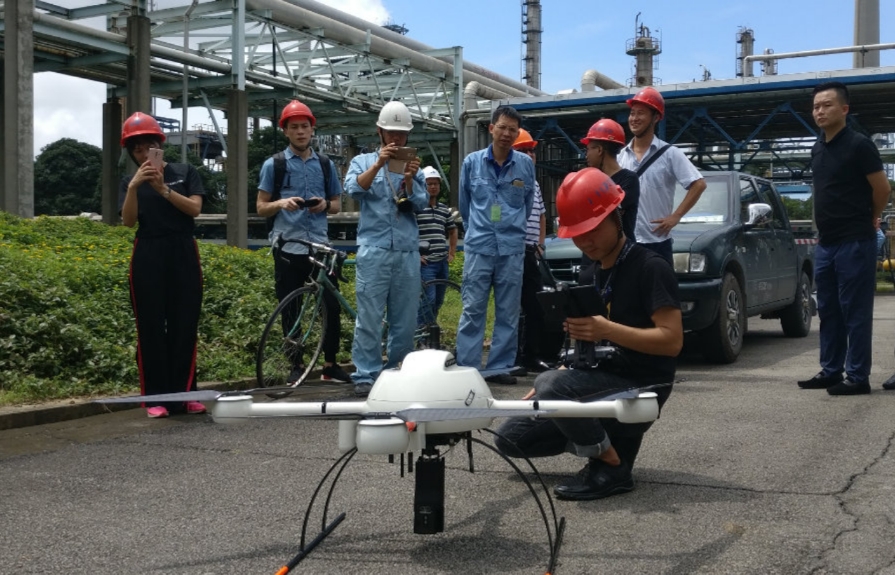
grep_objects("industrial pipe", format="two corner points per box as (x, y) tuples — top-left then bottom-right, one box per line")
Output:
(279, 0), (548, 98)
(743, 42), (895, 64)
(580, 69), (625, 91)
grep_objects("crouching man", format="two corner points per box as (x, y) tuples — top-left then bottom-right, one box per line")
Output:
(494, 168), (683, 500)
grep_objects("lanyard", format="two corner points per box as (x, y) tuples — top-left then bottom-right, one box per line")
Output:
(596, 238), (635, 309)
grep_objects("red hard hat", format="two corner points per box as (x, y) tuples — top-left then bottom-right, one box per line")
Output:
(556, 168), (625, 239)
(626, 86), (665, 119)
(279, 100), (316, 129)
(580, 119), (626, 146)
(120, 112), (166, 147)
(513, 128), (537, 150)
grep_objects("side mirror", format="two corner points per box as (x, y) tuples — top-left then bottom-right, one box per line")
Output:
(744, 203), (772, 228)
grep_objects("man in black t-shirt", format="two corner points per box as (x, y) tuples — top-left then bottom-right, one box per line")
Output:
(796, 82), (890, 396)
(495, 168), (682, 501)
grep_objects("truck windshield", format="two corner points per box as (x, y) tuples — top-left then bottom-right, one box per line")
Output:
(673, 177), (728, 225)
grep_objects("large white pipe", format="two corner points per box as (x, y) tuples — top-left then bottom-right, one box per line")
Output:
(743, 42), (895, 64)
(581, 69), (625, 91)
(277, 0), (547, 97)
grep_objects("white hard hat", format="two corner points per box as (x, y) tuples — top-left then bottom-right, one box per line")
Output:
(377, 101), (414, 131)
(421, 166), (440, 180)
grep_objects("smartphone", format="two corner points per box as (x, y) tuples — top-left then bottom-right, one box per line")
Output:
(388, 147), (417, 174)
(303, 198), (322, 208)
(147, 148), (164, 170)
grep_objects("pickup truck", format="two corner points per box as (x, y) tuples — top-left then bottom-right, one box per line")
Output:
(544, 171), (816, 363)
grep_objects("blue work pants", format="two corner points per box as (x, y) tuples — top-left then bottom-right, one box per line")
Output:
(456, 252), (523, 369)
(815, 238), (876, 383)
(350, 245), (421, 384)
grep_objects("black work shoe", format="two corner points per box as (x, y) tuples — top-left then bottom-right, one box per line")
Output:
(553, 459), (634, 501)
(353, 382), (373, 397)
(321, 364), (351, 383)
(525, 359), (554, 373)
(882, 373), (895, 391)
(797, 372), (843, 389)
(827, 377), (871, 396)
(286, 367), (306, 385)
(509, 366), (528, 377)
(485, 373), (517, 386)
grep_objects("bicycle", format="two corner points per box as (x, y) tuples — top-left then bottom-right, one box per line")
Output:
(256, 237), (462, 391)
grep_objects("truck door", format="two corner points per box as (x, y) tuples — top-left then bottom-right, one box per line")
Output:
(757, 180), (798, 303)
(739, 177), (776, 310)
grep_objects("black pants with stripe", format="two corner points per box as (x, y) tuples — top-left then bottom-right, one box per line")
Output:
(129, 235), (203, 410)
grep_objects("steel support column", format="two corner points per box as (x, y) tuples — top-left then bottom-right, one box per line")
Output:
(2, 0), (35, 217)
(101, 100), (123, 224)
(226, 89), (248, 248)
(126, 15), (152, 116)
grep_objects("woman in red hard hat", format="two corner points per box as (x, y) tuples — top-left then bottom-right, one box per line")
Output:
(119, 112), (206, 419)
(495, 167), (683, 501)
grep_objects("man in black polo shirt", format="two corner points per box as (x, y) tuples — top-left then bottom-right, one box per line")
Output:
(797, 82), (890, 395)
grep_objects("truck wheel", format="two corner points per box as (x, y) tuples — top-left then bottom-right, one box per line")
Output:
(701, 273), (745, 363)
(780, 271), (812, 337)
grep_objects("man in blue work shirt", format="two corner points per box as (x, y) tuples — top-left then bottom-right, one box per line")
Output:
(457, 105), (535, 385)
(344, 101), (429, 396)
(256, 100), (350, 385)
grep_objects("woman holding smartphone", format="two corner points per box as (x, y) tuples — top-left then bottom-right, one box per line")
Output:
(119, 112), (206, 418)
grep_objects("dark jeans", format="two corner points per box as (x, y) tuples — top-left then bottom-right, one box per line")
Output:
(815, 238), (876, 383)
(494, 368), (672, 466)
(418, 257), (449, 324)
(274, 251), (341, 364)
(639, 238), (673, 266)
(519, 246), (549, 361)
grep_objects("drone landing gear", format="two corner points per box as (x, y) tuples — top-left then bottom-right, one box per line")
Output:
(277, 433), (566, 574)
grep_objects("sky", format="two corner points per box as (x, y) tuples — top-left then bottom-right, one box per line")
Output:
(33, 0), (895, 157)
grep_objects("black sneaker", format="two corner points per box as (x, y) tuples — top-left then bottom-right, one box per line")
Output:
(827, 377), (871, 396)
(882, 373), (895, 391)
(797, 372), (843, 389)
(286, 367), (306, 385)
(485, 373), (517, 385)
(509, 366), (528, 377)
(322, 364), (351, 383)
(354, 382), (373, 397)
(553, 459), (634, 501)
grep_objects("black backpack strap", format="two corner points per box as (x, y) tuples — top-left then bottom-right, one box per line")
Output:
(636, 144), (672, 177)
(317, 152), (332, 200)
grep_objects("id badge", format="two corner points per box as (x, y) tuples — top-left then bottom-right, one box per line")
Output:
(490, 203), (501, 223)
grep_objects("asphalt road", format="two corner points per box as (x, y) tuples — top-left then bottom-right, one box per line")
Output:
(2, 299), (895, 575)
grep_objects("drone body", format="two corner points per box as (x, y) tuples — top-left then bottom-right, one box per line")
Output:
(209, 349), (660, 456)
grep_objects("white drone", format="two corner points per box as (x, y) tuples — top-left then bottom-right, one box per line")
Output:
(99, 349), (662, 575)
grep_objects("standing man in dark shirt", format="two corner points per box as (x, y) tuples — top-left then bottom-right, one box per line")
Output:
(797, 82), (890, 395)
(495, 168), (682, 501)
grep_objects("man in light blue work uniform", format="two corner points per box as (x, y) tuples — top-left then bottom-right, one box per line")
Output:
(457, 105), (535, 385)
(344, 101), (429, 396)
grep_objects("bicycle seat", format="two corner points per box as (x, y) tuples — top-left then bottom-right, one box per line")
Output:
(418, 240), (431, 255)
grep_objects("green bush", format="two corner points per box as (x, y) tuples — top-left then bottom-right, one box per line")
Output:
(0, 213), (277, 405)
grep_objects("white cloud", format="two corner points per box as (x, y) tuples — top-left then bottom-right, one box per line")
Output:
(32, 0), (390, 158)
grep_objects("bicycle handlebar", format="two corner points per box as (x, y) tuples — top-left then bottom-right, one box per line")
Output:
(273, 237), (350, 283)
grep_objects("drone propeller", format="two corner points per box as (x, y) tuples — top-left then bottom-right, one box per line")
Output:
(587, 382), (672, 402)
(94, 386), (306, 405)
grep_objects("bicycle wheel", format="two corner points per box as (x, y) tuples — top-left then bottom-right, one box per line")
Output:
(416, 279), (462, 353)
(256, 286), (327, 393)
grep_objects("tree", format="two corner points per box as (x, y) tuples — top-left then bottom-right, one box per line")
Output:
(34, 138), (102, 215)
(247, 125), (284, 213)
